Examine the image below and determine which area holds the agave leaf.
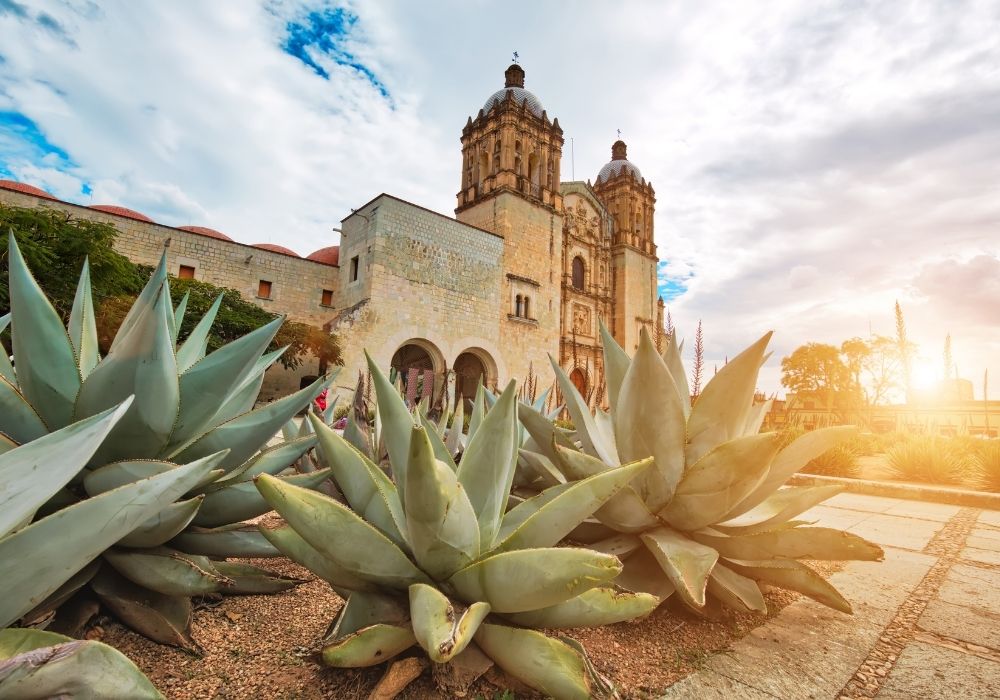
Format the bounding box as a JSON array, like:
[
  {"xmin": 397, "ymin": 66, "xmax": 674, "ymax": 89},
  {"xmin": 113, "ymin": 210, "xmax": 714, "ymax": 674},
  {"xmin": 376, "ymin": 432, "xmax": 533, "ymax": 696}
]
[
  {"xmin": 171, "ymin": 524, "xmax": 280, "ymax": 559},
  {"xmin": 588, "ymin": 533, "xmax": 642, "ymax": 559},
  {"xmin": 0, "ymin": 628, "xmax": 163, "ymax": 699},
  {"xmin": 640, "ymin": 527, "xmax": 719, "ymax": 608},
  {"xmin": 192, "ymin": 468, "xmax": 332, "ymax": 528},
  {"xmin": 117, "ymin": 496, "xmax": 203, "ymax": 548},
  {"xmin": 306, "ymin": 413, "xmax": 407, "ymax": 548},
  {"xmin": 0, "ymin": 400, "xmax": 132, "ymax": 539},
  {"xmin": 406, "ymin": 426, "xmax": 480, "ymax": 579},
  {"xmin": 553, "ymin": 442, "xmax": 610, "ymax": 479},
  {"xmin": 174, "ymin": 293, "xmax": 223, "ymax": 372},
  {"xmin": 0, "ymin": 454, "xmax": 217, "ymax": 628},
  {"xmin": 517, "ymin": 449, "xmax": 565, "ymax": 489},
  {"xmin": 0, "ymin": 313, "xmax": 15, "ymax": 387},
  {"xmin": 594, "ymin": 483, "xmax": 660, "ymax": 533},
  {"xmin": 84, "ymin": 453, "xmax": 227, "ymax": 497},
  {"xmin": 366, "ymin": 352, "xmax": 415, "ymax": 496},
  {"xmin": 503, "ymin": 586, "xmax": 658, "ymax": 629},
  {"xmin": 169, "ymin": 317, "xmax": 284, "ymax": 448},
  {"xmin": 216, "ymin": 435, "xmax": 318, "ymax": 484},
  {"xmin": 258, "ymin": 525, "xmax": 377, "ymax": 594},
  {"xmin": 743, "ymin": 399, "xmax": 772, "ymax": 437},
  {"xmin": 593, "ymin": 408, "xmax": 619, "ymax": 459},
  {"xmin": 409, "ymin": 583, "xmax": 489, "ymax": 663},
  {"xmin": 716, "ymin": 484, "xmax": 845, "ymax": 535},
  {"xmin": 467, "ymin": 382, "xmax": 486, "ymax": 442},
  {"xmin": 74, "ymin": 283, "xmax": 179, "ymax": 462},
  {"xmin": 103, "ymin": 548, "xmax": 232, "ymax": 597},
  {"xmin": 7, "ymin": 234, "xmax": 81, "ymax": 429},
  {"xmin": 474, "ymin": 622, "xmax": 592, "ymax": 700},
  {"xmin": 519, "ymin": 403, "xmax": 574, "ymax": 464},
  {"xmin": 171, "ymin": 290, "xmax": 189, "ymax": 344},
  {"xmin": 725, "ymin": 558, "xmax": 852, "ymax": 613},
  {"xmin": 343, "ymin": 406, "xmax": 373, "ymax": 458},
  {"xmin": 20, "ymin": 561, "xmax": 101, "ymax": 626},
  {"xmin": 321, "ymin": 624, "xmax": 416, "ymax": 667},
  {"xmin": 727, "ymin": 426, "xmax": 858, "ymax": 520},
  {"xmin": 456, "ymin": 380, "xmax": 519, "ymax": 547},
  {"xmin": 692, "ymin": 526, "xmax": 884, "ymax": 561},
  {"xmin": 111, "ymin": 252, "xmax": 167, "ymax": 352},
  {"xmin": 444, "ymin": 397, "xmax": 464, "ymax": 457},
  {"xmin": 448, "ymin": 548, "xmax": 620, "ymax": 613},
  {"xmin": 67, "ymin": 258, "xmax": 100, "ymax": 378},
  {"xmin": 210, "ymin": 346, "xmax": 288, "ymax": 427},
  {"xmin": 686, "ymin": 332, "xmax": 772, "ymax": 464},
  {"xmin": 90, "ymin": 567, "xmax": 198, "ymax": 652},
  {"xmin": 495, "ymin": 458, "xmax": 654, "ymax": 551},
  {"xmin": 707, "ymin": 562, "xmax": 766, "ymax": 614},
  {"xmin": 255, "ymin": 473, "xmax": 429, "ymax": 589},
  {"xmin": 0, "ymin": 434, "xmax": 15, "ymax": 456},
  {"xmin": 599, "ymin": 319, "xmax": 630, "ymax": 411},
  {"xmin": 660, "ymin": 433, "xmax": 780, "ymax": 532},
  {"xmin": 615, "ymin": 547, "xmax": 676, "ymax": 601},
  {"xmin": 171, "ymin": 374, "xmax": 330, "ymax": 471},
  {"xmin": 614, "ymin": 329, "xmax": 687, "ymax": 511},
  {"xmin": 211, "ymin": 561, "xmax": 305, "ymax": 595},
  {"xmin": 418, "ymin": 410, "xmax": 457, "ymax": 471},
  {"xmin": 661, "ymin": 331, "xmax": 691, "ymax": 419},
  {"xmin": 549, "ymin": 355, "xmax": 618, "ymax": 466}
]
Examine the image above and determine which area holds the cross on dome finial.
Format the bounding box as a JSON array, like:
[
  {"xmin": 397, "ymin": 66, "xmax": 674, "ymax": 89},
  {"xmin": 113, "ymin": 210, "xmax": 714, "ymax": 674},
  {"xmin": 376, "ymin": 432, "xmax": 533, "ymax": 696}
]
[{"xmin": 512, "ymin": 51, "xmax": 519, "ymax": 64}]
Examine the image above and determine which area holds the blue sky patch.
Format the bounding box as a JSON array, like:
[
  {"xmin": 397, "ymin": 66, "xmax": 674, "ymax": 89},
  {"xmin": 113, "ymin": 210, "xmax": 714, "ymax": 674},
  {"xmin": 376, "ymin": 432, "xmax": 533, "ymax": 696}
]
[
  {"xmin": 282, "ymin": 7, "xmax": 389, "ymax": 99},
  {"xmin": 0, "ymin": 111, "xmax": 73, "ymax": 165},
  {"xmin": 658, "ymin": 260, "xmax": 691, "ymax": 302}
]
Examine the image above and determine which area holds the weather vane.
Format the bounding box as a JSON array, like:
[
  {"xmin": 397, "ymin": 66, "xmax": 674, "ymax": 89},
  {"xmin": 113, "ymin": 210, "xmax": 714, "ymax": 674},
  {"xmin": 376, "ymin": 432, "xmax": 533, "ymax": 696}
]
[
  {"xmin": 617, "ymin": 128, "xmax": 622, "ymax": 139},
  {"xmin": 512, "ymin": 51, "xmax": 519, "ymax": 64}
]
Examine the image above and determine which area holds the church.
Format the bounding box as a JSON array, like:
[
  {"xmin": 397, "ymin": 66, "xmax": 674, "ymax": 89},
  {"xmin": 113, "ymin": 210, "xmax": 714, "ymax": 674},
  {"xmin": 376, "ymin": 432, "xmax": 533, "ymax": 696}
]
[
  {"xmin": 0, "ymin": 63, "xmax": 663, "ymax": 405},
  {"xmin": 331, "ymin": 62, "xmax": 663, "ymax": 405}
]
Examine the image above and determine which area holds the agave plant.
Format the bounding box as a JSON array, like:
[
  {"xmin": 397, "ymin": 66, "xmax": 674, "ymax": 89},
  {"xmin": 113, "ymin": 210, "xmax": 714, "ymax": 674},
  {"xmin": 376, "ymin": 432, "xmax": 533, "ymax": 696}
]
[
  {"xmin": 521, "ymin": 323, "xmax": 883, "ymax": 617},
  {"xmin": 0, "ymin": 400, "xmax": 216, "ymax": 697},
  {"xmin": 255, "ymin": 354, "xmax": 659, "ymax": 699},
  {"xmin": 0, "ymin": 234, "xmax": 335, "ymax": 648}
]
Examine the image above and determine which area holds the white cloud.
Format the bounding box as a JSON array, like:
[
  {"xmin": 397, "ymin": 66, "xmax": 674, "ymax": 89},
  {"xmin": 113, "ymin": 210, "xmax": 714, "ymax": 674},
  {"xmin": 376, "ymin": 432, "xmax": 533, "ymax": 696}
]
[{"xmin": 0, "ymin": 0, "xmax": 997, "ymax": 395}]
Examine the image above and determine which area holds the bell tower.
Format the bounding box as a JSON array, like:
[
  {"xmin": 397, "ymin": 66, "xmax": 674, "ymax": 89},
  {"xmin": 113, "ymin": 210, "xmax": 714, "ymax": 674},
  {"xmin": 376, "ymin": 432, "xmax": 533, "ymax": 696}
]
[
  {"xmin": 592, "ymin": 140, "xmax": 660, "ymax": 351},
  {"xmin": 455, "ymin": 64, "xmax": 565, "ymax": 386},
  {"xmin": 456, "ymin": 64, "xmax": 564, "ymax": 215}
]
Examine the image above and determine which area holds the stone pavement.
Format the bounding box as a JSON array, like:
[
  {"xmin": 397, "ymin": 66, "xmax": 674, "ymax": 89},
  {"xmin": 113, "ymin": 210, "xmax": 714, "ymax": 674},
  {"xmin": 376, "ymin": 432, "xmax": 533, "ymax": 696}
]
[{"xmin": 660, "ymin": 493, "xmax": 1000, "ymax": 699}]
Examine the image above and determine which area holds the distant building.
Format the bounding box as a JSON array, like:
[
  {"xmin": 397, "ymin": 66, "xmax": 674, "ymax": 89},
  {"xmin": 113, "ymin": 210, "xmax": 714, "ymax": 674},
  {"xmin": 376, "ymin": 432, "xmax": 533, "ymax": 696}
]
[{"xmin": 0, "ymin": 63, "xmax": 663, "ymax": 405}]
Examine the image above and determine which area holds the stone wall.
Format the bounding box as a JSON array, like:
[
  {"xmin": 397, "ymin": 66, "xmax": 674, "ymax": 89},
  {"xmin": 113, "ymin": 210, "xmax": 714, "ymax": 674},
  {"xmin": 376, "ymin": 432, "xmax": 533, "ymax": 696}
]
[
  {"xmin": 330, "ymin": 195, "xmax": 507, "ymax": 400},
  {"xmin": 0, "ymin": 188, "xmax": 339, "ymax": 400}
]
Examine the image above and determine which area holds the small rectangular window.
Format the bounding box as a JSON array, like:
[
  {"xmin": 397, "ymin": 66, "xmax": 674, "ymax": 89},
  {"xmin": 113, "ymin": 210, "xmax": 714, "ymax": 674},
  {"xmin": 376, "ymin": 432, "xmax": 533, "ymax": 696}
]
[
  {"xmin": 257, "ymin": 280, "xmax": 272, "ymax": 299},
  {"xmin": 350, "ymin": 256, "xmax": 360, "ymax": 282},
  {"xmin": 178, "ymin": 265, "xmax": 195, "ymax": 279},
  {"xmin": 321, "ymin": 289, "xmax": 333, "ymax": 306}
]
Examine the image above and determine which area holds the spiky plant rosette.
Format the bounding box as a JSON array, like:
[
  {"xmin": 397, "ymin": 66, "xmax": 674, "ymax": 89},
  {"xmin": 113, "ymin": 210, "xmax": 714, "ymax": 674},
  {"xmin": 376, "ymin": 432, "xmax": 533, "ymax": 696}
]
[
  {"xmin": 255, "ymin": 354, "xmax": 658, "ymax": 699},
  {"xmin": 0, "ymin": 234, "xmax": 335, "ymax": 650},
  {"xmin": 521, "ymin": 323, "xmax": 883, "ymax": 616}
]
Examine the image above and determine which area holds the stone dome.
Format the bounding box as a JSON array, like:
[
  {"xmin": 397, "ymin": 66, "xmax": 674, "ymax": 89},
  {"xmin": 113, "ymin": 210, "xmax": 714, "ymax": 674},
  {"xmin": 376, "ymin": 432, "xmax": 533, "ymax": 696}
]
[
  {"xmin": 306, "ymin": 245, "xmax": 340, "ymax": 266},
  {"xmin": 90, "ymin": 205, "xmax": 155, "ymax": 222},
  {"xmin": 482, "ymin": 63, "xmax": 543, "ymax": 117},
  {"xmin": 0, "ymin": 179, "xmax": 56, "ymax": 200},
  {"xmin": 595, "ymin": 140, "xmax": 643, "ymax": 184},
  {"xmin": 252, "ymin": 243, "xmax": 299, "ymax": 257},
  {"xmin": 179, "ymin": 225, "xmax": 233, "ymax": 242}
]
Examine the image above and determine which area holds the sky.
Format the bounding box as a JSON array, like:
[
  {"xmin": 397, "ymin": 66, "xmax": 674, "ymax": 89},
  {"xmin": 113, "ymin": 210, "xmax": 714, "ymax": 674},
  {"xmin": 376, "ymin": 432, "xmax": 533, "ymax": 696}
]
[{"xmin": 1, "ymin": 0, "xmax": 998, "ymax": 398}]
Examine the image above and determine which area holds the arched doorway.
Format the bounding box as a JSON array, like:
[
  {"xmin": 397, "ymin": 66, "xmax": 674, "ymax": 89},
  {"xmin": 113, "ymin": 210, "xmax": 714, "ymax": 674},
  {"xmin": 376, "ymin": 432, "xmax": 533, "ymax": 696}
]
[
  {"xmin": 454, "ymin": 352, "xmax": 487, "ymax": 405},
  {"xmin": 391, "ymin": 341, "xmax": 441, "ymax": 405},
  {"xmin": 570, "ymin": 368, "xmax": 587, "ymax": 396}
]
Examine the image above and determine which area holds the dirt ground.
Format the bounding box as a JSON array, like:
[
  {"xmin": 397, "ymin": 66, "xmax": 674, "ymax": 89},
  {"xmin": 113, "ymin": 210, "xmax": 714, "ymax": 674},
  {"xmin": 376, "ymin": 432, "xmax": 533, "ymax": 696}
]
[{"xmin": 100, "ymin": 515, "xmax": 846, "ymax": 699}]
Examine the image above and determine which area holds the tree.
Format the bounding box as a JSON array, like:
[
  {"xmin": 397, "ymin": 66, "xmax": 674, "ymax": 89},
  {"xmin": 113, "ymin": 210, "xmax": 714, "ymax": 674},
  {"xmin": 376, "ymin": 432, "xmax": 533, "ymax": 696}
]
[
  {"xmin": 0, "ymin": 204, "xmax": 145, "ymax": 317},
  {"xmin": 691, "ymin": 319, "xmax": 704, "ymax": 400},
  {"xmin": 780, "ymin": 342, "xmax": 857, "ymax": 415}
]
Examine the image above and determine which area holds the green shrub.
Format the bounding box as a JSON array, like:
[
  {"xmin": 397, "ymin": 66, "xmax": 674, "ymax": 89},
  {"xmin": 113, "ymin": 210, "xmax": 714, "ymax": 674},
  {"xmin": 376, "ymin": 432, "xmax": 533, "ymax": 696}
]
[
  {"xmin": 973, "ymin": 441, "xmax": 1000, "ymax": 492},
  {"xmin": 847, "ymin": 432, "xmax": 880, "ymax": 456},
  {"xmin": 775, "ymin": 426, "xmax": 806, "ymax": 450},
  {"xmin": 886, "ymin": 435, "xmax": 970, "ymax": 485},
  {"xmin": 803, "ymin": 444, "xmax": 860, "ymax": 478}
]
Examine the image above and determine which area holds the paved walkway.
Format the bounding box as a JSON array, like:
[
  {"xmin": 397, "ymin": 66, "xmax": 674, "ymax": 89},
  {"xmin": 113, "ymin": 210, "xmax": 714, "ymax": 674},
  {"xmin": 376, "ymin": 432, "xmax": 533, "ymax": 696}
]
[{"xmin": 661, "ymin": 492, "xmax": 1000, "ymax": 699}]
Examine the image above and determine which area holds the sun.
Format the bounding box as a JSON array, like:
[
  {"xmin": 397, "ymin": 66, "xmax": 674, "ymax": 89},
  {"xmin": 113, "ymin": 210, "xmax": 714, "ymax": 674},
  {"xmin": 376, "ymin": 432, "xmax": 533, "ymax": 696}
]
[{"xmin": 911, "ymin": 360, "xmax": 940, "ymax": 390}]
